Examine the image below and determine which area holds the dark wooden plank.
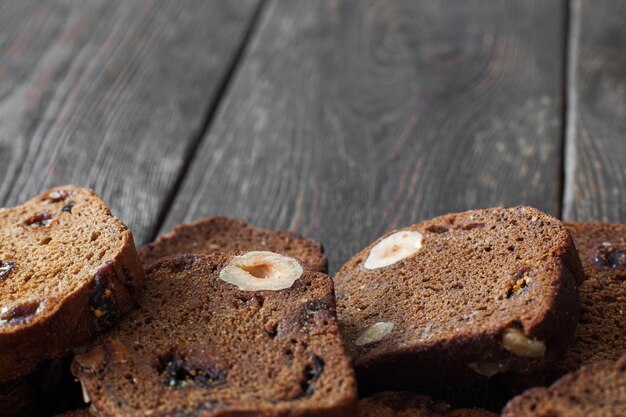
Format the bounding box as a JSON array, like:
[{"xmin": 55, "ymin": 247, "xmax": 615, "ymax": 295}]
[
  {"xmin": 162, "ymin": 0, "xmax": 566, "ymax": 273},
  {"xmin": 562, "ymin": 0, "xmax": 626, "ymax": 222},
  {"xmin": 0, "ymin": 0, "xmax": 261, "ymax": 245}
]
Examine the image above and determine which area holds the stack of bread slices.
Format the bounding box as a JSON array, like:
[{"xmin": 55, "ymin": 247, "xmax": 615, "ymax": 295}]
[{"xmin": 1, "ymin": 186, "xmax": 624, "ymax": 417}]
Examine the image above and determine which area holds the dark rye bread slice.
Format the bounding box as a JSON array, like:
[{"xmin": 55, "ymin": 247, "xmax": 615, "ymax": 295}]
[
  {"xmin": 140, "ymin": 216, "xmax": 328, "ymax": 272},
  {"xmin": 560, "ymin": 222, "xmax": 626, "ymax": 371},
  {"xmin": 505, "ymin": 222, "xmax": 626, "ymax": 391},
  {"xmin": 502, "ymin": 353, "xmax": 626, "ymax": 416},
  {"xmin": 72, "ymin": 253, "xmax": 356, "ymax": 417},
  {"xmin": 359, "ymin": 392, "xmax": 498, "ymax": 417},
  {"xmin": 335, "ymin": 206, "xmax": 584, "ymax": 391},
  {"xmin": 0, "ymin": 185, "xmax": 144, "ymax": 382}
]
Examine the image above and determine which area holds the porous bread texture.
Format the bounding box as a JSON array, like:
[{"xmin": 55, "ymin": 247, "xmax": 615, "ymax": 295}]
[
  {"xmin": 0, "ymin": 185, "xmax": 144, "ymax": 381},
  {"xmin": 335, "ymin": 206, "xmax": 583, "ymax": 391},
  {"xmin": 502, "ymin": 354, "xmax": 626, "ymax": 416},
  {"xmin": 561, "ymin": 222, "xmax": 626, "ymax": 371},
  {"xmin": 140, "ymin": 216, "xmax": 328, "ymax": 272},
  {"xmin": 72, "ymin": 253, "xmax": 356, "ymax": 417},
  {"xmin": 358, "ymin": 392, "xmax": 498, "ymax": 417}
]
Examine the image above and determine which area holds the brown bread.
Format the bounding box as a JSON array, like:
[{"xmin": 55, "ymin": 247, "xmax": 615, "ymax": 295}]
[
  {"xmin": 72, "ymin": 253, "xmax": 356, "ymax": 417},
  {"xmin": 561, "ymin": 222, "xmax": 626, "ymax": 371},
  {"xmin": 502, "ymin": 353, "xmax": 626, "ymax": 416},
  {"xmin": 506, "ymin": 222, "xmax": 626, "ymax": 392},
  {"xmin": 0, "ymin": 186, "xmax": 144, "ymax": 382},
  {"xmin": 140, "ymin": 216, "xmax": 327, "ymax": 272},
  {"xmin": 359, "ymin": 392, "xmax": 498, "ymax": 417},
  {"xmin": 335, "ymin": 206, "xmax": 583, "ymax": 391}
]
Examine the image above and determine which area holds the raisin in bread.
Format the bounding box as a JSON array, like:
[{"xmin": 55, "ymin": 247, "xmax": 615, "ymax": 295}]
[
  {"xmin": 0, "ymin": 186, "xmax": 144, "ymax": 382},
  {"xmin": 502, "ymin": 353, "xmax": 626, "ymax": 416},
  {"xmin": 140, "ymin": 216, "xmax": 327, "ymax": 272},
  {"xmin": 359, "ymin": 392, "xmax": 498, "ymax": 417},
  {"xmin": 335, "ymin": 206, "xmax": 583, "ymax": 391},
  {"xmin": 560, "ymin": 222, "xmax": 626, "ymax": 371},
  {"xmin": 72, "ymin": 253, "xmax": 356, "ymax": 417}
]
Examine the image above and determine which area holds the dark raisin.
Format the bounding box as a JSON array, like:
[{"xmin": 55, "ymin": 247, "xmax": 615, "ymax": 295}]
[
  {"xmin": 121, "ymin": 265, "xmax": 139, "ymax": 300},
  {"xmin": 301, "ymin": 301, "xmax": 331, "ymax": 330},
  {"xmin": 0, "ymin": 260, "xmax": 16, "ymax": 282},
  {"xmin": 61, "ymin": 202, "xmax": 75, "ymax": 213},
  {"xmin": 46, "ymin": 190, "xmax": 69, "ymax": 203},
  {"xmin": 158, "ymin": 351, "xmax": 226, "ymax": 389},
  {"xmin": 264, "ymin": 321, "xmax": 278, "ymax": 339},
  {"xmin": 169, "ymin": 255, "xmax": 199, "ymax": 273},
  {"xmin": 300, "ymin": 353, "xmax": 325, "ymax": 397},
  {"xmin": 425, "ymin": 225, "xmax": 449, "ymax": 234},
  {"xmin": 593, "ymin": 244, "xmax": 626, "ymax": 270},
  {"xmin": 23, "ymin": 211, "xmax": 53, "ymax": 227},
  {"xmin": 460, "ymin": 222, "xmax": 485, "ymax": 231},
  {"xmin": 90, "ymin": 262, "xmax": 120, "ymax": 332},
  {"xmin": 1, "ymin": 301, "xmax": 40, "ymax": 322}
]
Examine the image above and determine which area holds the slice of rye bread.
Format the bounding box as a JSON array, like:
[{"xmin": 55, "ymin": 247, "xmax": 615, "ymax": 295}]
[
  {"xmin": 334, "ymin": 206, "xmax": 584, "ymax": 391},
  {"xmin": 502, "ymin": 353, "xmax": 626, "ymax": 416},
  {"xmin": 72, "ymin": 253, "xmax": 357, "ymax": 417},
  {"xmin": 504, "ymin": 222, "xmax": 626, "ymax": 392},
  {"xmin": 359, "ymin": 392, "xmax": 498, "ymax": 417},
  {"xmin": 140, "ymin": 216, "xmax": 328, "ymax": 272},
  {"xmin": 0, "ymin": 185, "xmax": 144, "ymax": 382},
  {"xmin": 561, "ymin": 222, "xmax": 626, "ymax": 371}
]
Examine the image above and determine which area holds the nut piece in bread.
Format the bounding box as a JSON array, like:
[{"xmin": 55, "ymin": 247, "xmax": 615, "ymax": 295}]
[{"xmin": 219, "ymin": 251, "xmax": 303, "ymax": 291}]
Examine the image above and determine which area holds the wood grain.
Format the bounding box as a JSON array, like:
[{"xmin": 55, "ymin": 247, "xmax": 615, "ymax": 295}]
[
  {"xmin": 0, "ymin": 0, "xmax": 261, "ymax": 245},
  {"xmin": 161, "ymin": 0, "xmax": 567, "ymax": 273},
  {"xmin": 562, "ymin": 0, "xmax": 626, "ymax": 222}
]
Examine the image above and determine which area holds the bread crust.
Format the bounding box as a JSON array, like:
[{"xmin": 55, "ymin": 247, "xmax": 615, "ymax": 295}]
[
  {"xmin": 140, "ymin": 216, "xmax": 328, "ymax": 273},
  {"xmin": 0, "ymin": 186, "xmax": 144, "ymax": 381}
]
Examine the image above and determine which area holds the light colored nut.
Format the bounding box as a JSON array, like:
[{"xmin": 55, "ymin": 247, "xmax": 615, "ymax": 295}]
[
  {"xmin": 467, "ymin": 361, "xmax": 509, "ymax": 377},
  {"xmin": 219, "ymin": 251, "xmax": 303, "ymax": 291},
  {"xmin": 502, "ymin": 328, "xmax": 546, "ymax": 358},
  {"xmin": 355, "ymin": 322, "xmax": 394, "ymax": 346},
  {"xmin": 81, "ymin": 381, "xmax": 90, "ymax": 403},
  {"xmin": 364, "ymin": 231, "xmax": 423, "ymax": 269},
  {"xmin": 74, "ymin": 345, "xmax": 106, "ymax": 372}
]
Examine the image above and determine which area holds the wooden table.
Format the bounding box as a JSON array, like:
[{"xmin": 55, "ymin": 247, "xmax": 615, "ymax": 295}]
[{"xmin": 0, "ymin": 0, "xmax": 624, "ymax": 273}]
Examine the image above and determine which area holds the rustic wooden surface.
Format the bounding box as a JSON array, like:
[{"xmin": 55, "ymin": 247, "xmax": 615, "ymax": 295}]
[
  {"xmin": 0, "ymin": 0, "xmax": 623, "ymax": 273},
  {"xmin": 0, "ymin": 0, "xmax": 261, "ymax": 245},
  {"xmin": 562, "ymin": 0, "xmax": 626, "ymax": 223},
  {"xmin": 162, "ymin": 0, "xmax": 567, "ymax": 272}
]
